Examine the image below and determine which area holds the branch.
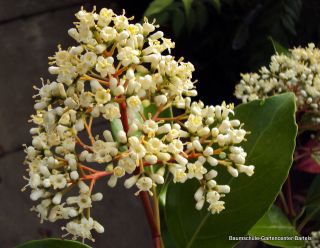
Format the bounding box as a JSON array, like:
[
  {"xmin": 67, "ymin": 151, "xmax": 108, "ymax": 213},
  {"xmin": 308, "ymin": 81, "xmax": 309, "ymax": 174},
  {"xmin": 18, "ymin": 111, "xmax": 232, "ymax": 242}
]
[{"xmin": 140, "ymin": 191, "xmax": 162, "ymax": 248}]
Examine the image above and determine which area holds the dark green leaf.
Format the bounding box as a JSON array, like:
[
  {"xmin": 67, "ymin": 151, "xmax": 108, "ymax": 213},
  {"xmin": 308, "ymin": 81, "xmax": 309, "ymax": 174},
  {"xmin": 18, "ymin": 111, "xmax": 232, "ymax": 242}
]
[
  {"xmin": 283, "ymin": 3, "xmax": 299, "ymax": 22},
  {"xmin": 186, "ymin": 7, "xmax": 197, "ymax": 34},
  {"xmin": 307, "ymin": 175, "xmax": 320, "ymax": 206},
  {"xmin": 281, "ymin": 15, "xmax": 296, "ymax": 35},
  {"xmin": 182, "ymin": 0, "xmax": 194, "ymax": 17},
  {"xmin": 249, "ymin": 205, "xmax": 304, "ymax": 248},
  {"xmin": 144, "ymin": 0, "xmax": 174, "ymax": 17},
  {"xmin": 305, "ymin": 175, "xmax": 320, "ymax": 223},
  {"xmin": 15, "ymin": 239, "xmax": 91, "ymax": 248},
  {"xmin": 209, "ymin": 0, "xmax": 221, "ymax": 12},
  {"xmin": 165, "ymin": 93, "xmax": 297, "ymax": 248},
  {"xmin": 232, "ymin": 23, "xmax": 250, "ymax": 50},
  {"xmin": 195, "ymin": 2, "xmax": 208, "ymax": 31},
  {"xmin": 172, "ymin": 8, "xmax": 185, "ymax": 37},
  {"xmin": 143, "ymin": 104, "xmax": 173, "ymax": 119},
  {"xmin": 153, "ymin": 11, "xmax": 171, "ymax": 25}
]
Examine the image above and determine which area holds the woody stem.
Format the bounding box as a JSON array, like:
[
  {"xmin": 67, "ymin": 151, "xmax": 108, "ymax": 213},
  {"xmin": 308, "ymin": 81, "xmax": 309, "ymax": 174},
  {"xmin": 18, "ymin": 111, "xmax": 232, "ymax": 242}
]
[{"xmin": 140, "ymin": 191, "xmax": 162, "ymax": 248}]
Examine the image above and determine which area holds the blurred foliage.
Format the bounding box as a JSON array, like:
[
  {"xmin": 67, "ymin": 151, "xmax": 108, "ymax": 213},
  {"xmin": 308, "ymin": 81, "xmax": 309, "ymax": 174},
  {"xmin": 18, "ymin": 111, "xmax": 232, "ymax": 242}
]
[{"xmin": 142, "ymin": 0, "xmax": 320, "ymax": 104}]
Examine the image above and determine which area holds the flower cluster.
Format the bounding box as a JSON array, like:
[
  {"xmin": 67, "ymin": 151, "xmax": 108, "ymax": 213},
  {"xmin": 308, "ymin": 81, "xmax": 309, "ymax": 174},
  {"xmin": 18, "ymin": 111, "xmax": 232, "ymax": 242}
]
[
  {"xmin": 24, "ymin": 7, "xmax": 254, "ymax": 241},
  {"xmin": 306, "ymin": 231, "xmax": 320, "ymax": 248},
  {"xmin": 235, "ymin": 44, "xmax": 320, "ymax": 115}
]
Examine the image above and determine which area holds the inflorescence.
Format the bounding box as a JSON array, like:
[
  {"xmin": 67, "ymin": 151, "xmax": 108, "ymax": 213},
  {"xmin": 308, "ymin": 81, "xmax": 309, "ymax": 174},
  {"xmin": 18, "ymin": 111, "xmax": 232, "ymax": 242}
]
[
  {"xmin": 235, "ymin": 44, "xmax": 320, "ymax": 114},
  {"xmin": 23, "ymin": 7, "xmax": 254, "ymax": 241}
]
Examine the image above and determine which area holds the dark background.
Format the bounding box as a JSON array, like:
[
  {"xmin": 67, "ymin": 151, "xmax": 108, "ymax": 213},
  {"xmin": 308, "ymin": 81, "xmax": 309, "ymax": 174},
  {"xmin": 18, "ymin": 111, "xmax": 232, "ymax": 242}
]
[{"xmin": 0, "ymin": 0, "xmax": 319, "ymax": 247}]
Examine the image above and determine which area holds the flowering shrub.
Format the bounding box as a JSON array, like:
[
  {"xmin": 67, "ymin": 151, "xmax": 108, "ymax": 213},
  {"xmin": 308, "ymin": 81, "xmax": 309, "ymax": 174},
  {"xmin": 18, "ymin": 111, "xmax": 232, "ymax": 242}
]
[{"xmin": 18, "ymin": 6, "xmax": 298, "ymax": 248}]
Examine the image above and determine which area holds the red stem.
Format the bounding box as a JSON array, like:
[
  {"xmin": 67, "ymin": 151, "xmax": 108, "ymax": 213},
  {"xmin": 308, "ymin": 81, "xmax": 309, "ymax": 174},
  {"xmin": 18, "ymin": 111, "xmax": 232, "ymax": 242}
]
[
  {"xmin": 118, "ymin": 100, "xmax": 161, "ymax": 248},
  {"xmin": 140, "ymin": 191, "xmax": 161, "ymax": 248},
  {"xmin": 119, "ymin": 102, "xmax": 129, "ymax": 133}
]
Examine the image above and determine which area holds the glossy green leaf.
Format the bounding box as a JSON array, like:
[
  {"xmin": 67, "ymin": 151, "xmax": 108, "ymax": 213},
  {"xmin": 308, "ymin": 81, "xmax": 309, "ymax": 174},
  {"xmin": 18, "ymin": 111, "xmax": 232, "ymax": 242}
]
[
  {"xmin": 249, "ymin": 205, "xmax": 304, "ymax": 248},
  {"xmin": 15, "ymin": 239, "xmax": 91, "ymax": 248},
  {"xmin": 144, "ymin": 0, "xmax": 173, "ymax": 17},
  {"xmin": 164, "ymin": 93, "xmax": 297, "ymax": 248}
]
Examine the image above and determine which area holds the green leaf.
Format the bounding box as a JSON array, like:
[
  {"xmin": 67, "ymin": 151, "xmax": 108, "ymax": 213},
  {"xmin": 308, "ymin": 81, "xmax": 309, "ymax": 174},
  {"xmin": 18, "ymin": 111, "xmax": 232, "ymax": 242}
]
[
  {"xmin": 144, "ymin": 0, "xmax": 174, "ymax": 17},
  {"xmin": 182, "ymin": 0, "xmax": 194, "ymax": 17},
  {"xmin": 249, "ymin": 205, "xmax": 304, "ymax": 248},
  {"xmin": 144, "ymin": 0, "xmax": 172, "ymax": 17},
  {"xmin": 307, "ymin": 175, "xmax": 320, "ymax": 206},
  {"xmin": 164, "ymin": 93, "xmax": 297, "ymax": 248},
  {"xmin": 232, "ymin": 22, "xmax": 249, "ymax": 50},
  {"xmin": 195, "ymin": 2, "xmax": 208, "ymax": 31},
  {"xmin": 268, "ymin": 36, "xmax": 290, "ymax": 55},
  {"xmin": 281, "ymin": 15, "xmax": 296, "ymax": 35},
  {"xmin": 172, "ymin": 8, "xmax": 185, "ymax": 37},
  {"xmin": 304, "ymin": 175, "xmax": 320, "ymax": 222},
  {"xmin": 209, "ymin": 0, "xmax": 221, "ymax": 12},
  {"xmin": 15, "ymin": 239, "xmax": 91, "ymax": 248}
]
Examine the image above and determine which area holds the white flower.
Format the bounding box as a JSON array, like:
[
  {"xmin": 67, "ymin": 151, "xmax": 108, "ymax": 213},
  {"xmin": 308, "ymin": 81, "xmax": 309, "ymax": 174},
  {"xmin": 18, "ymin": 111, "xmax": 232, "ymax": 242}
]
[
  {"xmin": 208, "ymin": 201, "xmax": 225, "ymax": 214},
  {"xmin": 172, "ymin": 168, "xmax": 188, "ymax": 183},
  {"xmin": 168, "ymin": 139, "xmax": 184, "ymax": 154},
  {"xmin": 95, "ymin": 89, "xmax": 111, "ymax": 104},
  {"xmin": 185, "ymin": 114, "xmax": 203, "ymax": 133},
  {"xmin": 97, "ymin": 8, "xmax": 114, "ymax": 27},
  {"xmin": 187, "ymin": 161, "xmax": 207, "ymax": 180},
  {"xmin": 145, "ymin": 138, "xmax": 165, "ymax": 153},
  {"xmin": 79, "ymin": 92, "xmax": 93, "ymax": 108},
  {"xmin": 81, "ymin": 52, "xmax": 97, "ymax": 67},
  {"xmin": 113, "ymin": 166, "xmax": 125, "ymax": 178},
  {"xmin": 117, "ymin": 47, "xmax": 140, "ymax": 66},
  {"xmin": 92, "ymin": 140, "xmax": 118, "ymax": 163},
  {"xmin": 129, "ymin": 136, "xmax": 146, "ymax": 159},
  {"xmin": 67, "ymin": 193, "xmax": 92, "ymax": 210},
  {"xmin": 135, "ymin": 176, "xmax": 153, "ymax": 195},
  {"xmin": 102, "ymin": 103, "xmax": 120, "ymax": 121},
  {"xmin": 95, "ymin": 56, "xmax": 115, "ymax": 77},
  {"xmin": 142, "ymin": 120, "xmax": 158, "ymax": 136},
  {"xmin": 100, "ymin": 26, "xmax": 118, "ymax": 42},
  {"xmin": 118, "ymin": 157, "xmax": 137, "ymax": 173},
  {"xmin": 126, "ymin": 96, "xmax": 141, "ymax": 112},
  {"xmin": 50, "ymin": 174, "xmax": 67, "ymax": 189}
]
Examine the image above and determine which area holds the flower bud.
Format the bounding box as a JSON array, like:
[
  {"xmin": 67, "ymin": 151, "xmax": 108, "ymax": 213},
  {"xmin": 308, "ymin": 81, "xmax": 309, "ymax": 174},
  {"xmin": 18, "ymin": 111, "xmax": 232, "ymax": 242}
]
[
  {"xmin": 216, "ymin": 185, "xmax": 230, "ymax": 194},
  {"xmin": 108, "ymin": 175, "xmax": 118, "ymax": 188},
  {"xmin": 195, "ymin": 198, "xmax": 205, "ymax": 210},
  {"xmin": 52, "ymin": 192, "xmax": 62, "ymax": 205},
  {"xmin": 124, "ymin": 175, "xmax": 139, "ymax": 189}
]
